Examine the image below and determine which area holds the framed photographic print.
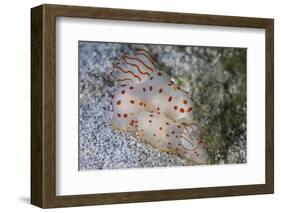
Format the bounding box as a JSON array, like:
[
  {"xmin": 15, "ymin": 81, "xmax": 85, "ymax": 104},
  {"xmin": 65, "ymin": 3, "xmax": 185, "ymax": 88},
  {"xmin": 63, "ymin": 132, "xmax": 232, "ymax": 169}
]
[{"xmin": 31, "ymin": 4, "xmax": 274, "ymax": 208}]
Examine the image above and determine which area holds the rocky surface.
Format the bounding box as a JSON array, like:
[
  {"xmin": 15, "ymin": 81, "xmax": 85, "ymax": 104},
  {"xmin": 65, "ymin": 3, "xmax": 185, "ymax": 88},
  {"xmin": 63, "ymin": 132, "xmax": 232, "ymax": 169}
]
[{"xmin": 79, "ymin": 42, "xmax": 247, "ymax": 170}]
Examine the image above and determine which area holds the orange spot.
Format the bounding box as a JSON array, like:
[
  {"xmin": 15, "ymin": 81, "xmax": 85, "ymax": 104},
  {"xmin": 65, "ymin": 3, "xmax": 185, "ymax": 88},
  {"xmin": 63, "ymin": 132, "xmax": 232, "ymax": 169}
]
[
  {"xmin": 123, "ymin": 113, "xmax": 128, "ymax": 118},
  {"xmin": 116, "ymin": 100, "xmax": 121, "ymax": 105},
  {"xmin": 183, "ymin": 99, "xmax": 188, "ymax": 105},
  {"xmin": 168, "ymin": 96, "xmax": 173, "ymax": 102},
  {"xmin": 180, "ymin": 108, "xmax": 185, "ymax": 113},
  {"xmin": 188, "ymin": 107, "xmax": 192, "ymax": 112},
  {"xmin": 159, "ymin": 88, "xmax": 163, "ymax": 93},
  {"xmin": 174, "ymin": 106, "xmax": 178, "ymax": 110},
  {"xmin": 130, "ymin": 100, "xmax": 135, "ymax": 104}
]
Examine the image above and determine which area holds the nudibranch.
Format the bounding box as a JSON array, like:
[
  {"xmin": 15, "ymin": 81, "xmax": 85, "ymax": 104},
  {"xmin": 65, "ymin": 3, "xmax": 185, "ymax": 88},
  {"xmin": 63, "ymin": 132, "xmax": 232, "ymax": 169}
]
[{"xmin": 110, "ymin": 49, "xmax": 208, "ymax": 164}]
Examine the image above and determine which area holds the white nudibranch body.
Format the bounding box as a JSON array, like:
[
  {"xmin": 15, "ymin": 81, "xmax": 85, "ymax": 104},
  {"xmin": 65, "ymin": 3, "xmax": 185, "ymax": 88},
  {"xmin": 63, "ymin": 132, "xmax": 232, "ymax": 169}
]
[{"xmin": 110, "ymin": 49, "xmax": 208, "ymax": 164}]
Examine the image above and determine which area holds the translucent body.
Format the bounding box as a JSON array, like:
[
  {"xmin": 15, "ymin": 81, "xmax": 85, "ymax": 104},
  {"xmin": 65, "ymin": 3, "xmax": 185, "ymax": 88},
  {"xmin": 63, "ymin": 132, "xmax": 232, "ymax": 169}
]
[{"xmin": 110, "ymin": 49, "xmax": 208, "ymax": 164}]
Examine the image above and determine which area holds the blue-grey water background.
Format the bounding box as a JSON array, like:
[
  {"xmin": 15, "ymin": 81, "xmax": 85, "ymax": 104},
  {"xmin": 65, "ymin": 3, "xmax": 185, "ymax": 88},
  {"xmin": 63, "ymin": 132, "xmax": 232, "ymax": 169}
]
[{"xmin": 79, "ymin": 42, "xmax": 247, "ymax": 170}]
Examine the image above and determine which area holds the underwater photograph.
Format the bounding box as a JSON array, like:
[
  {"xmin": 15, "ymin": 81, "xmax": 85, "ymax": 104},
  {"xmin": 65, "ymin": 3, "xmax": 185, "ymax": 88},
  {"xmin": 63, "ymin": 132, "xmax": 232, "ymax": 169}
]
[{"xmin": 78, "ymin": 41, "xmax": 247, "ymax": 170}]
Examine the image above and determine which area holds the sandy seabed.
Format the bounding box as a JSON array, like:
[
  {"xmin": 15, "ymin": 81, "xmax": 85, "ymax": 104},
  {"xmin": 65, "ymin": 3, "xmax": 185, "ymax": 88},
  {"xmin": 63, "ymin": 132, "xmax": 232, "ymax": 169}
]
[{"xmin": 79, "ymin": 42, "xmax": 247, "ymax": 170}]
